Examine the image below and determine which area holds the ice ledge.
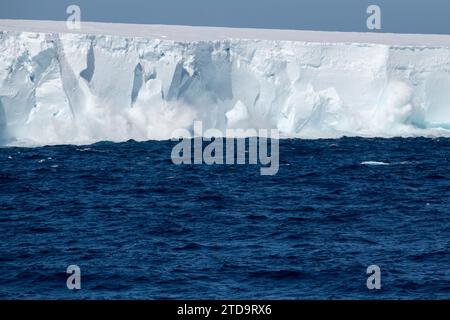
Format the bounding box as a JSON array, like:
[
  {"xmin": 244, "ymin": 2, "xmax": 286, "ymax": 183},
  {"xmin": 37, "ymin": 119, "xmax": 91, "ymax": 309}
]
[
  {"xmin": 2, "ymin": 19, "xmax": 450, "ymax": 145},
  {"xmin": 1, "ymin": 19, "xmax": 450, "ymax": 47}
]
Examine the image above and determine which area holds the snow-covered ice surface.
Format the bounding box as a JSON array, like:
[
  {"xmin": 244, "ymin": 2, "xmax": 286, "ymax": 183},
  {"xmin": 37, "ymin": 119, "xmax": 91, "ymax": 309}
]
[{"xmin": 2, "ymin": 19, "xmax": 450, "ymax": 146}]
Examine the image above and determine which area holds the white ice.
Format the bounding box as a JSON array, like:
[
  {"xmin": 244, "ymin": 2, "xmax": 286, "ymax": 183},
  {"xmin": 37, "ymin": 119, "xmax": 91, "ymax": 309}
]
[{"xmin": 1, "ymin": 19, "xmax": 450, "ymax": 146}]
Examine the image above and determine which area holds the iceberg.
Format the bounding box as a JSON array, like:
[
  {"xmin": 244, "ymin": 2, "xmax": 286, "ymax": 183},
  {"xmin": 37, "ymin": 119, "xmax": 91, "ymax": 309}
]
[{"xmin": 1, "ymin": 19, "xmax": 450, "ymax": 146}]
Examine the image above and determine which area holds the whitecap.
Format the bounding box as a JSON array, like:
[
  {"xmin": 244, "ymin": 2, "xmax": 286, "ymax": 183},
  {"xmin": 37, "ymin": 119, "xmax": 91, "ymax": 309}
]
[{"xmin": 361, "ymin": 161, "xmax": 390, "ymax": 166}]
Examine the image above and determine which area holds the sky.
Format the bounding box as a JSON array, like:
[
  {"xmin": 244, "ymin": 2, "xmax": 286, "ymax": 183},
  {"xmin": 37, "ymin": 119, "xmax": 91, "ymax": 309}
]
[{"xmin": 0, "ymin": 0, "xmax": 449, "ymax": 34}]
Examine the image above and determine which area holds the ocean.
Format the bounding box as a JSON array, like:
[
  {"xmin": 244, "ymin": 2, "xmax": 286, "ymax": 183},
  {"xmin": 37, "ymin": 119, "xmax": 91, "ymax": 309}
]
[{"xmin": 0, "ymin": 137, "xmax": 449, "ymax": 299}]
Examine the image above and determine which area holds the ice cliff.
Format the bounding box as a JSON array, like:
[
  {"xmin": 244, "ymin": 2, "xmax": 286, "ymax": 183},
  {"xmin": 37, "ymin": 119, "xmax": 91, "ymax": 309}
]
[{"xmin": 1, "ymin": 20, "xmax": 450, "ymax": 145}]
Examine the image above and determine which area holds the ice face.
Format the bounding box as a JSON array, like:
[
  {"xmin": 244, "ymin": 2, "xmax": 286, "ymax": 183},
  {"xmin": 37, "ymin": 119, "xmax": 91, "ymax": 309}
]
[{"xmin": 1, "ymin": 22, "xmax": 450, "ymax": 146}]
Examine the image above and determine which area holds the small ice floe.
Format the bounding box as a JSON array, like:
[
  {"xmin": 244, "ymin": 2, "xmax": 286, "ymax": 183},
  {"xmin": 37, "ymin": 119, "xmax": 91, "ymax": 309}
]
[
  {"xmin": 7, "ymin": 156, "xmax": 12, "ymax": 160},
  {"xmin": 38, "ymin": 159, "xmax": 45, "ymax": 163},
  {"xmin": 51, "ymin": 165, "xmax": 59, "ymax": 168},
  {"xmin": 361, "ymin": 161, "xmax": 390, "ymax": 166},
  {"xmin": 76, "ymin": 147, "xmax": 91, "ymax": 152}
]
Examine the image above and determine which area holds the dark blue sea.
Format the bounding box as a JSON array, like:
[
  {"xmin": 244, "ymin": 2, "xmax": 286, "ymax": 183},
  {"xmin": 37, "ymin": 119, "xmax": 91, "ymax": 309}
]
[{"xmin": 0, "ymin": 138, "xmax": 449, "ymax": 299}]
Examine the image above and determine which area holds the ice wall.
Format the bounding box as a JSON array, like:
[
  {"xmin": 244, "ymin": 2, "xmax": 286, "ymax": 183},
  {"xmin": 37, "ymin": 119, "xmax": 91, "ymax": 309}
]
[{"xmin": 1, "ymin": 28, "xmax": 450, "ymax": 145}]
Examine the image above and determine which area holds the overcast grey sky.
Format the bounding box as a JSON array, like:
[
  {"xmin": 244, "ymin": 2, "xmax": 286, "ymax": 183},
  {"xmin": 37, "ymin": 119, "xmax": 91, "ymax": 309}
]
[{"xmin": 0, "ymin": 0, "xmax": 449, "ymax": 34}]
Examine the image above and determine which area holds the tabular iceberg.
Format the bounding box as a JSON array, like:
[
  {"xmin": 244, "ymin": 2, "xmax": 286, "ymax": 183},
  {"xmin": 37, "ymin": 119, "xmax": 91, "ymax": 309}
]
[{"xmin": 1, "ymin": 20, "xmax": 450, "ymax": 145}]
